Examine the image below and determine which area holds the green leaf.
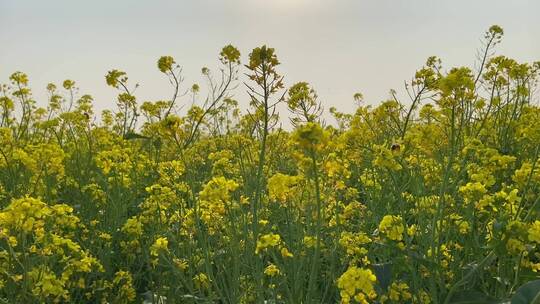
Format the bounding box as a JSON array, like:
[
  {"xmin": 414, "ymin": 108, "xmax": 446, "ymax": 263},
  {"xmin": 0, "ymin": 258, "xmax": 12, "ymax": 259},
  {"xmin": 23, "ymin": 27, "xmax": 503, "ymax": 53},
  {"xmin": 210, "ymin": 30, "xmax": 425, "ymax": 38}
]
[
  {"xmin": 372, "ymin": 263, "xmax": 392, "ymax": 290},
  {"xmin": 124, "ymin": 132, "xmax": 150, "ymax": 140},
  {"xmin": 449, "ymin": 290, "xmax": 500, "ymax": 304},
  {"xmin": 511, "ymin": 280, "xmax": 540, "ymax": 304}
]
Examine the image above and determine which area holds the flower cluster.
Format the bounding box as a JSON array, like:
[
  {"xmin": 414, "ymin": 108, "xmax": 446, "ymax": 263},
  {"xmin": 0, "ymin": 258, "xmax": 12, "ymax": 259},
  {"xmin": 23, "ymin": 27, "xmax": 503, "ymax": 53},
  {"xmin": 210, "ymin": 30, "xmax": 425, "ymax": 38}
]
[{"xmin": 0, "ymin": 29, "xmax": 539, "ymax": 303}]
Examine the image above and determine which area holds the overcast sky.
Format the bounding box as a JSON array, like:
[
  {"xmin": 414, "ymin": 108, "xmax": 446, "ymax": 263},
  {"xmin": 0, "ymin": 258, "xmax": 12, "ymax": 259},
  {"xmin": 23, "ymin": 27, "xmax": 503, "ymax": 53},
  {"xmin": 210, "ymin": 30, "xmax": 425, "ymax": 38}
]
[{"xmin": 1, "ymin": 0, "xmax": 539, "ymax": 118}]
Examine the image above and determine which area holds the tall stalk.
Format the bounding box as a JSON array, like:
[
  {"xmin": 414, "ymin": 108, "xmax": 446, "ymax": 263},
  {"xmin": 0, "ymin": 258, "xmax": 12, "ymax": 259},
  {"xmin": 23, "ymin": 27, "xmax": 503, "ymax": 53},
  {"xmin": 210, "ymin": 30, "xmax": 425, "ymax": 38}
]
[{"xmin": 244, "ymin": 45, "xmax": 284, "ymax": 240}]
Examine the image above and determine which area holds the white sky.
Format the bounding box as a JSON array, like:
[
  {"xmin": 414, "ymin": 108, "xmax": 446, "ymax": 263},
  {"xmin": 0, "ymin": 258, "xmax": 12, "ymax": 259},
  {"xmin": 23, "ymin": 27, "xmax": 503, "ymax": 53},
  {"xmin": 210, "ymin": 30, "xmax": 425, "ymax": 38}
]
[{"xmin": 1, "ymin": 0, "xmax": 539, "ymax": 119}]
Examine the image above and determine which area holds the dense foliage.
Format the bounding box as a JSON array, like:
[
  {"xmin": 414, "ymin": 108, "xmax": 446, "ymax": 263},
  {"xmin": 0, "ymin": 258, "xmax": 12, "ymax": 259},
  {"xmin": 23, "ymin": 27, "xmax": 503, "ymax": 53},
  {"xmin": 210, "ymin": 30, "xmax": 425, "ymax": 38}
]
[{"xmin": 1, "ymin": 25, "xmax": 539, "ymax": 303}]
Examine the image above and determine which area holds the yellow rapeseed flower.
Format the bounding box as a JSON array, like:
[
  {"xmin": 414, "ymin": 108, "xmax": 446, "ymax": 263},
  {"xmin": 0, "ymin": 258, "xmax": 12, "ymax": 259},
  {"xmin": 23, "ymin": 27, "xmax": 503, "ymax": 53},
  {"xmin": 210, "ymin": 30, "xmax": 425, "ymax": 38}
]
[
  {"xmin": 150, "ymin": 236, "xmax": 169, "ymax": 257},
  {"xmin": 264, "ymin": 264, "xmax": 281, "ymax": 276},
  {"xmin": 337, "ymin": 266, "xmax": 377, "ymax": 304},
  {"xmin": 255, "ymin": 233, "xmax": 281, "ymax": 254},
  {"xmin": 379, "ymin": 215, "xmax": 405, "ymax": 242},
  {"xmin": 528, "ymin": 221, "xmax": 540, "ymax": 243}
]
